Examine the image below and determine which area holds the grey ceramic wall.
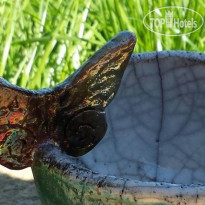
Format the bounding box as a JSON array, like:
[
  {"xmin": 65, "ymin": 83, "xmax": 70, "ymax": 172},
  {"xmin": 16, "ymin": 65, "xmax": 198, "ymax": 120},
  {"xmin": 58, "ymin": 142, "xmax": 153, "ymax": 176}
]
[{"xmin": 80, "ymin": 51, "xmax": 205, "ymax": 185}]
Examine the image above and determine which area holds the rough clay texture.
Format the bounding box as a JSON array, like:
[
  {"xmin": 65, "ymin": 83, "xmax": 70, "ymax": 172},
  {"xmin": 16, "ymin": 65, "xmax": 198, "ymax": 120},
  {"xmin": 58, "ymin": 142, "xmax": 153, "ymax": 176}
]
[{"xmin": 33, "ymin": 143, "xmax": 205, "ymax": 205}]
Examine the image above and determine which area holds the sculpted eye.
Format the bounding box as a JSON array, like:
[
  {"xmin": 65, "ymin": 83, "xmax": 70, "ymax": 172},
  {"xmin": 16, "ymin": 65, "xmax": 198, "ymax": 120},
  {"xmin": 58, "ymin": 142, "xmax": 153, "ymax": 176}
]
[{"xmin": 61, "ymin": 110, "xmax": 107, "ymax": 157}]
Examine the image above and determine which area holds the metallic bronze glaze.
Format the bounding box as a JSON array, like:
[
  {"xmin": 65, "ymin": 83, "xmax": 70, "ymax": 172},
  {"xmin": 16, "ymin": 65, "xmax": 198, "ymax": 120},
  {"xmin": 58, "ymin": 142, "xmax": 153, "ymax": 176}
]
[{"xmin": 0, "ymin": 31, "xmax": 136, "ymax": 169}]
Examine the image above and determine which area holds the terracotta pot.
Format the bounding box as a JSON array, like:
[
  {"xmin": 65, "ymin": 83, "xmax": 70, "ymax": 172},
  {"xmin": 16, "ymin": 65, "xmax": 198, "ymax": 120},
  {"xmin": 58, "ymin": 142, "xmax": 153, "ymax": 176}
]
[{"xmin": 32, "ymin": 51, "xmax": 205, "ymax": 204}]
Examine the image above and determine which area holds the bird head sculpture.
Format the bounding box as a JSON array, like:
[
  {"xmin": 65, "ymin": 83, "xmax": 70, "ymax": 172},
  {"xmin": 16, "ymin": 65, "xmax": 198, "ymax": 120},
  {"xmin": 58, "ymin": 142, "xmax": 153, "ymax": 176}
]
[{"xmin": 0, "ymin": 31, "xmax": 136, "ymax": 170}]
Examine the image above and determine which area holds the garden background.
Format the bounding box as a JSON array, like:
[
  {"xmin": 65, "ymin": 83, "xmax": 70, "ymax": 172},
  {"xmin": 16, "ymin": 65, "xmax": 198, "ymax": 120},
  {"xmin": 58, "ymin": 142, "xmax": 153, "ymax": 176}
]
[{"xmin": 0, "ymin": 0, "xmax": 204, "ymax": 204}]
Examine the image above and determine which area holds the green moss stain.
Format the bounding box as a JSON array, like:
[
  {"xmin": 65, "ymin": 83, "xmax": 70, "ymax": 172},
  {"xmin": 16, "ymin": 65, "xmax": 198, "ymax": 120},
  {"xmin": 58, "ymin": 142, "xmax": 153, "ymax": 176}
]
[{"xmin": 32, "ymin": 163, "xmax": 171, "ymax": 205}]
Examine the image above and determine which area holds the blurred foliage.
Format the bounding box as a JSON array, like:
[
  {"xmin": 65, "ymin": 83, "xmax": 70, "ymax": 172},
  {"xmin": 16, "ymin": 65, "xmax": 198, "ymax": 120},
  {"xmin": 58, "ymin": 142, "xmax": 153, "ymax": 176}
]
[{"xmin": 0, "ymin": 0, "xmax": 204, "ymax": 89}]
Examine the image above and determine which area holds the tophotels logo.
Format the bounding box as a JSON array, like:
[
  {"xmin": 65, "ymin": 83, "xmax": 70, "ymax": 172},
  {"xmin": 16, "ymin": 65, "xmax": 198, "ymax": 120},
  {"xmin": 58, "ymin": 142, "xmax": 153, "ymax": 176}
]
[
  {"xmin": 143, "ymin": 7, "xmax": 204, "ymax": 36},
  {"xmin": 150, "ymin": 11, "xmax": 197, "ymax": 29}
]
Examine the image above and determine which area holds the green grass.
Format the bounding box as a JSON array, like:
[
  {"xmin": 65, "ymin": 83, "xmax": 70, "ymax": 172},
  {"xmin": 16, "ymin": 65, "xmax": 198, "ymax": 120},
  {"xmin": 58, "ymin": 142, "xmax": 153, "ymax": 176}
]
[{"xmin": 0, "ymin": 0, "xmax": 205, "ymax": 89}]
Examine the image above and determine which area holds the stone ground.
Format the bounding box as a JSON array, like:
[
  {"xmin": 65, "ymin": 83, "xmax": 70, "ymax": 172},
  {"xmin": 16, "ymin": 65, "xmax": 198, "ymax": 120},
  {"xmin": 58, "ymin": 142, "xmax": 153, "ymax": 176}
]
[{"xmin": 0, "ymin": 165, "xmax": 41, "ymax": 205}]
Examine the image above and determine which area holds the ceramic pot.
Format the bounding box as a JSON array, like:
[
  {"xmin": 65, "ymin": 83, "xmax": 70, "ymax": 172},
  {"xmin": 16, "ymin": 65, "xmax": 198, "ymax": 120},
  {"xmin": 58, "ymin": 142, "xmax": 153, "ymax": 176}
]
[{"xmin": 32, "ymin": 51, "xmax": 205, "ymax": 205}]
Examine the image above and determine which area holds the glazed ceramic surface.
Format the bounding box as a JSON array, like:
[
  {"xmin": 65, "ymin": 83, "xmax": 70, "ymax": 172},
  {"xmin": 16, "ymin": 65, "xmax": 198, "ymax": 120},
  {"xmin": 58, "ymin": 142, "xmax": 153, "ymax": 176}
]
[
  {"xmin": 80, "ymin": 51, "xmax": 205, "ymax": 185},
  {"xmin": 33, "ymin": 51, "xmax": 205, "ymax": 205},
  {"xmin": 0, "ymin": 31, "xmax": 135, "ymax": 169}
]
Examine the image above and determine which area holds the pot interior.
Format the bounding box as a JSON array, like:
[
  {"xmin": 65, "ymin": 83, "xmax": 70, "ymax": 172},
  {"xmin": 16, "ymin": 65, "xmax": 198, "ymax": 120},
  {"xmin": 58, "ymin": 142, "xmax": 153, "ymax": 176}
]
[{"xmin": 79, "ymin": 51, "xmax": 205, "ymax": 185}]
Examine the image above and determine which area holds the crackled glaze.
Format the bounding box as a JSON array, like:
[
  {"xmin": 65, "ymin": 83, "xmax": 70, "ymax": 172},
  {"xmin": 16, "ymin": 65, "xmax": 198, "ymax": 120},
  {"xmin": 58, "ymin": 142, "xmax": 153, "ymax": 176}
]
[
  {"xmin": 32, "ymin": 51, "xmax": 205, "ymax": 205},
  {"xmin": 80, "ymin": 51, "xmax": 205, "ymax": 185}
]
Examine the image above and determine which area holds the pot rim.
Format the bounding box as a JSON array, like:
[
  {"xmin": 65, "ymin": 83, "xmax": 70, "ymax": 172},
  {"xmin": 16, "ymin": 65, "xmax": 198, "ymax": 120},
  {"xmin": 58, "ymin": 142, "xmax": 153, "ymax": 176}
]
[
  {"xmin": 130, "ymin": 50, "xmax": 205, "ymax": 63},
  {"xmin": 34, "ymin": 137, "xmax": 205, "ymax": 204}
]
